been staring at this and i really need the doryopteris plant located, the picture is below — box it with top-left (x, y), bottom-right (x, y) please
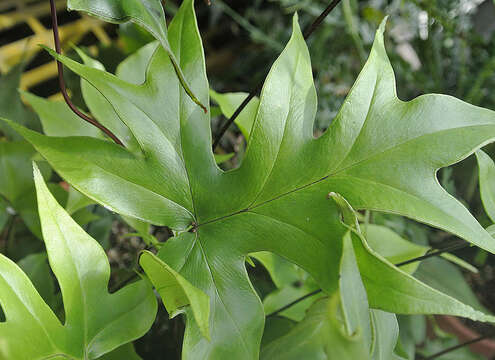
top-left (3, 0), bottom-right (495, 358)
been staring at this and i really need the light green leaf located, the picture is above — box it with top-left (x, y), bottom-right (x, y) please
top-left (22, 91), bottom-right (101, 139)
top-left (263, 282), bottom-right (322, 321)
top-left (214, 152), bottom-right (235, 164)
top-left (116, 41), bottom-right (160, 84)
top-left (370, 310), bottom-right (400, 360)
top-left (476, 149), bottom-right (495, 222)
top-left (75, 48), bottom-right (140, 151)
top-left (352, 230), bottom-right (495, 322)
top-left (210, 90), bottom-right (260, 140)
top-left (340, 232), bottom-right (372, 350)
top-left (250, 252), bottom-right (302, 288)
top-left (122, 215), bottom-right (157, 246)
top-left (364, 224), bottom-right (477, 274)
top-left (6, 7), bottom-right (495, 358)
top-left (0, 164), bottom-right (157, 359)
top-left (414, 257), bottom-right (487, 313)
top-left (397, 315), bottom-right (426, 360)
top-left (65, 187), bottom-right (95, 215)
top-left (364, 224), bottom-right (426, 274)
top-left (67, 0), bottom-right (206, 110)
top-left (252, 252), bottom-right (322, 321)
top-left (139, 249), bottom-right (210, 339)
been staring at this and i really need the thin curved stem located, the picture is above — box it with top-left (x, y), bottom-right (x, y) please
top-left (49, 0), bottom-right (124, 146)
top-left (422, 332), bottom-right (495, 359)
top-left (266, 241), bottom-right (472, 317)
top-left (394, 242), bottom-right (469, 267)
top-left (212, 0), bottom-right (343, 151)
top-left (266, 289), bottom-right (322, 318)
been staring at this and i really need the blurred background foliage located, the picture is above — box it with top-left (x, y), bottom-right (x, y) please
top-left (2, 0), bottom-right (495, 358)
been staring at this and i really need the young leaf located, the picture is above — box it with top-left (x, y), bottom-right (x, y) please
top-left (67, 0), bottom-right (206, 110)
top-left (139, 250), bottom-right (210, 339)
top-left (0, 164), bottom-right (157, 359)
top-left (5, 4), bottom-right (495, 358)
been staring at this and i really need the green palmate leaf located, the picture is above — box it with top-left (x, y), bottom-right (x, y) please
top-left (139, 250), bottom-right (210, 339)
top-left (476, 149), bottom-right (495, 222)
top-left (0, 165), bottom-right (157, 360)
top-left (67, 0), bottom-right (206, 110)
top-left (6, 2), bottom-right (495, 357)
top-left (210, 90), bottom-right (260, 140)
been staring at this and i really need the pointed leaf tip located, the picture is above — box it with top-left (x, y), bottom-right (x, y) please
top-left (378, 15), bottom-right (389, 35)
top-left (32, 162), bottom-right (45, 192)
top-left (292, 11), bottom-right (299, 26)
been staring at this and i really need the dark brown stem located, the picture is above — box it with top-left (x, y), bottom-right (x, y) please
top-left (422, 332), bottom-right (495, 359)
top-left (394, 242), bottom-right (469, 267)
top-left (302, 0), bottom-right (342, 40)
top-left (49, 0), bottom-right (124, 146)
top-left (212, 0), bottom-right (343, 151)
top-left (266, 289), bottom-right (321, 318)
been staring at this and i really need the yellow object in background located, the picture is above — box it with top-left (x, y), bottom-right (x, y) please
top-left (0, 0), bottom-right (112, 100)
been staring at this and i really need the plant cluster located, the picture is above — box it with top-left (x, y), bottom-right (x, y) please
top-left (1, 0), bottom-right (495, 359)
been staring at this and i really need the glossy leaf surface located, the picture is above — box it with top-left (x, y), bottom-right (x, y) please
top-left (5, 3), bottom-right (495, 358)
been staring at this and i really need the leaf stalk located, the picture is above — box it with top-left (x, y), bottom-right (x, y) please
top-left (49, 0), bottom-right (124, 146)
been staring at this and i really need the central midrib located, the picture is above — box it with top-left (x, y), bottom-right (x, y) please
top-left (196, 123), bottom-right (491, 228)
top-left (195, 171), bottom-right (331, 228)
